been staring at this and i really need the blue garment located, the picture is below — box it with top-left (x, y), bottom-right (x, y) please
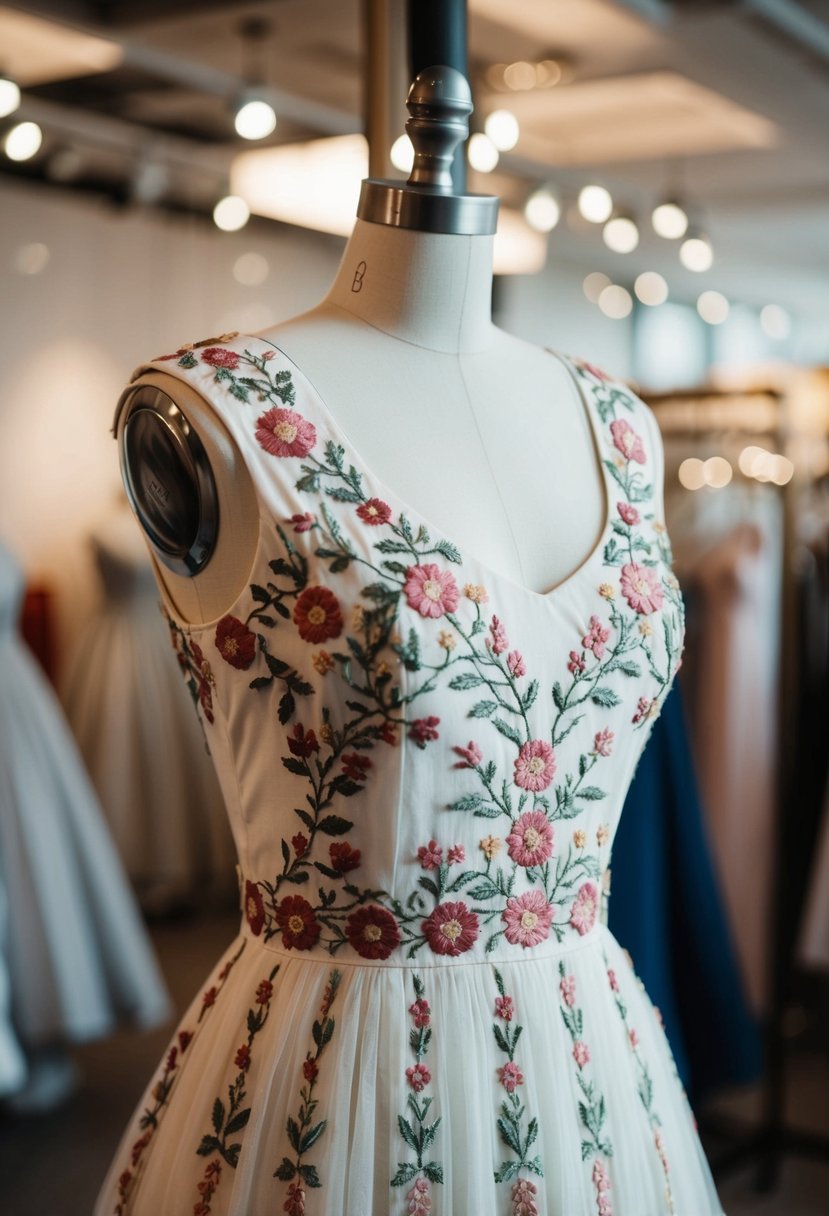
top-left (609, 682), bottom-right (762, 1100)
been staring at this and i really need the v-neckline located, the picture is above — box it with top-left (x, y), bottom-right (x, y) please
top-left (255, 336), bottom-right (614, 608)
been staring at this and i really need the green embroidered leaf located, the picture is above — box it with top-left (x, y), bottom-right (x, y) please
top-left (581, 1139), bottom-right (593, 1161)
top-left (278, 689), bottom-right (296, 725)
top-left (281, 756), bottom-right (307, 777)
top-left (197, 1134), bottom-right (221, 1157)
top-left (526, 1154), bottom-right (544, 1177)
top-left (398, 1115), bottom-right (419, 1152)
top-left (497, 1114), bottom-right (523, 1155)
top-left (493, 1025), bottom-right (511, 1055)
top-left (380, 559), bottom-right (409, 576)
top-left (424, 1162), bottom-right (444, 1184)
top-left (299, 1162), bottom-right (322, 1188)
top-left (447, 792), bottom-right (486, 813)
top-left (578, 786), bottom-right (606, 801)
top-left (314, 861), bottom-right (343, 880)
top-left (249, 676), bottom-right (273, 691)
top-left (265, 652), bottom-right (291, 676)
top-left (316, 816), bottom-right (354, 836)
top-left (469, 699), bottom-right (498, 718)
top-left (467, 878), bottom-right (501, 900)
top-left (611, 518), bottom-right (631, 536)
top-left (324, 441), bottom-right (345, 469)
top-left (526, 1116), bottom-right (539, 1148)
top-left (390, 1162), bottom-right (419, 1187)
top-left (433, 539), bottom-right (462, 563)
top-left (448, 672), bottom-right (486, 691)
top-left (299, 1120), bottom-right (327, 1154)
top-left (283, 869), bottom-right (309, 884)
top-left (491, 717), bottom-right (522, 746)
top-left (294, 808), bottom-right (315, 831)
top-left (177, 351), bottom-right (198, 368)
top-left (228, 382), bottom-right (250, 403)
top-left (591, 686), bottom-right (621, 708)
top-left (615, 660), bottom-right (641, 678)
top-left (225, 1108), bottom-right (251, 1136)
top-left (212, 1097), bottom-right (225, 1134)
top-left (578, 754), bottom-right (589, 778)
top-left (421, 1121), bottom-right (441, 1151)
top-left (295, 471), bottom-right (320, 493)
top-left (418, 875), bottom-right (439, 898)
top-left (273, 1157), bottom-right (296, 1181)
top-left (552, 681), bottom-right (565, 711)
top-left (494, 1159), bottom-right (521, 1183)
top-left (374, 538), bottom-right (412, 555)
top-left (287, 1116), bottom-right (302, 1153)
top-left (326, 486), bottom-right (362, 502)
top-left (521, 679), bottom-right (539, 709)
top-left (485, 932), bottom-right (501, 954)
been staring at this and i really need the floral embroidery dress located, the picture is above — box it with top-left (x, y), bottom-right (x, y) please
top-left (96, 335), bottom-right (725, 1216)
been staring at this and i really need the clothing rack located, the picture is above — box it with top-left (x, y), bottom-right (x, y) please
top-left (646, 384), bottom-right (829, 1189)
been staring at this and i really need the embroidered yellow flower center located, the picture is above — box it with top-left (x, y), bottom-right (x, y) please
top-left (307, 605), bottom-right (327, 625)
top-left (288, 914), bottom-right (305, 934)
top-left (363, 924), bottom-right (382, 943)
top-left (274, 420), bottom-right (297, 443)
top-left (634, 577), bottom-right (649, 594)
top-left (523, 827), bottom-right (541, 850)
top-left (422, 579), bottom-right (442, 601)
top-left (366, 504), bottom-right (378, 516)
top-left (246, 895), bottom-right (257, 918)
top-left (222, 638), bottom-right (238, 657)
top-left (527, 757), bottom-right (545, 775)
top-left (520, 910), bottom-right (539, 930)
top-left (441, 918), bottom-right (462, 942)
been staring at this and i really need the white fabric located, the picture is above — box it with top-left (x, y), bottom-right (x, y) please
top-left (0, 541), bottom-right (171, 1048)
top-left (97, 336), bottom-right (723, 1215)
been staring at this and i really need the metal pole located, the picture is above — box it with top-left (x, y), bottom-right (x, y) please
top-left (407, 0), bottom-right (468, 193)
top-left (363, 1), bottom-right (408, 180)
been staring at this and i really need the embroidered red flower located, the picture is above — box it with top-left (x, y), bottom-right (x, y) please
top-left (406, 1062), bottom-right (431, 1092)
top-left (495, 994), bottom-right (514, 1022)
top-left (506, 810), bottom-right (555, 867)
top-left (513, 738), bottom-right (556, 791)
top-left (244, 880), bottom-right (265, 935)
top-left (607, 969), bottom-right (619, 993)
top-left (293, 585), bottom-right (343, 643)
top-left (345, 905), bottom-right (400, 959)
top-left (409, 997), bottom-right (431, 1027)
top-left (502, 889), bottom-right (554, 948)
top-left (201, 347), bottom-right (240, 369)
top-left (165, 1045), bottom-right (178, 1072)
top-left (356, 497), bottom-right (392, 526)
top-left (341, 751), bottom-right (371, 781)
top-left (291, 832), bottom-right (309, 858)
top-left (329, 841), bottom-right (361, 873)
top-left (452, 739), bottom-right (482, 768)
top-left (377, 720), bottom-right (397, 746)
top-left (255, 979), bottom-right (273, 1005)
top-left (409, 715), bottom-right (440, 748)
top-left (560, 974), bottom-right (577, 1007)
top-left (287, 723), bottom-right (320, 757)
top-left (417, 839), bottom-right (443, 870)
top-left (570, 881), bottom-right (599, 936)
top-left (422, 901), bottom-right (479, 957)
top-left (255, 406), bottom-right (316, 458)
top-left (620, 562), bottom-right (664, 614)
top-left (275, 895), bottom-right (321, 951)
top-left (573, 1040), bottom-right (591, 1068)
top-left (234, 1044), bottom-right (251, 1072)
top-left (302, 1055), bottom-right (318, 1083)
top-left (447, 843), bottom-right (465, 864)
top-left (610, 418), bottom-right (646, 464)
top-left (214, 614), bottom-right (256, 669)
top-left (403, 563), bottom-right (460, 618)
top-left (179, 1030), bottom-right (193, 1052)
top-left (617, 501), bottom-right (641, 526)
top-left (286, 511), bottom-right (316, 532)
top-left (497, 1061), bottom-right (524, 1093)
top-left (202, 986), bottom-right (217, 1008)
top-left (284, 1180), bottom-right (306, 1216)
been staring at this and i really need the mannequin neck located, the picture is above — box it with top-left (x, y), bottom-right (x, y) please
top-left (323, 218), bottom-right (496, 354)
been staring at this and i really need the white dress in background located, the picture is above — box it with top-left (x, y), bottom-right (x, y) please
top-left (63, 513), bottom-right (235, 913)
top-left (0, 540), bottom-right (170, 1056)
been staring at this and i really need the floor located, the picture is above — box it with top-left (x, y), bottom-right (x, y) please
top-left (1, 909), bottom-right (827, 1215)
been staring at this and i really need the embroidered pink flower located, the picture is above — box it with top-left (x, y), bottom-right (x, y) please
top-left (610, 418), bottom-right (646, 464)
top-left (506, 810), bottom-right (555, 867)
top-left (417, 839), bottom-right (443, 870)
top-left (329, 841), bottom-right (361, 873)
top-left (406, 1062), bottom-right (431, 1092)
top-left (495, 994), bottom-right (514, 1022)
top-left (293, 585), bottom-right (343, 642)
top-left (568, 650), bottom-right (586, 675)
top-left (345, 905), bottom-right (400, 960)
top-left (408, 998), bottom-right (431, 1028)
top-left (409, 715), bottom-right (440, 748)
top-left (617, 501), bottom-right (640, 526)
top-left (422, 901), bottom-right (479, 956)
top-left (570, 882), bottom-right (599, 936)
top-left (507, 649), bottom-right (526, 677)
top-left (620, 562), bottom-right (664, 615)
top-left (512, 1177), bottom-right (540, 1216)
top-left (406, 1177), bottom-right (432, 1215)
top-left (452, 739), bottom-right (482, 768)
top-left (578, 360), bottom-right (611, 382)
top-left (447, 844), bottom-right (466, 865)
top-left (608, 968), bottom-right (619, 992)
top-left (593, 1159), bottom-right (613, 1216)
top-left (356, 497), bottom-right (392, 526)
top-left (286, 511), bottom-right (315, 532)
top-left (502, 889), bottom-right (554, 948)
top-left (255, 406), bottom-right (316, 458)
top-left (498, 1060), bottom-right (524, 1093)
top-left (572, 1040), bottom-right (590, 1068)
top-left (403, 563), bottom-right (460, 618)
top-left (244, 880), bottom-right (265, 935)
top-left (513, 739), bottom-right (556, 791)
top-left (214, 614), bottom-right (257, 669)
top-left (582, 614), bottom-right (610, 659)
top-left (593, 728), bottom-right (614, 757)
top-left (632, 696), bottom-right (652, 724)
top-left (487, 614), bottom-right (509, 655)
top-left (560, 974), bottom-right (577, 1008)
top-left (234, 1044), bottom-right (251, 1072)
top-left (201, 346), bottom-right (240, 369)
top-left (629, 1028), bottom-right (639, 1048)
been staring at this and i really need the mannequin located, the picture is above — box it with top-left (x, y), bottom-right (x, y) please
top-left (118, 68), bottom-right (659, 626)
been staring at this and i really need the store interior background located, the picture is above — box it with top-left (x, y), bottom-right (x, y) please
top-left (1, 0), bottom-right (828, 1213)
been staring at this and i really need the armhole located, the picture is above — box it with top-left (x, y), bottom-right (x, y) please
top-left (116, 370), bottom-right (261, 628)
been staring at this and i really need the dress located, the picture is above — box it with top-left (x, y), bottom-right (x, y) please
top-left (63, 514), bottom-right (235, 912)
top-left (96, 335), bottom-right (723, 1216)
top-left (0, 542), bottom-right (170, 1051)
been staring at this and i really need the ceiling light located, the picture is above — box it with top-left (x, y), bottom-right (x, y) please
top-left (524, 187), bottom-right (560, 233)
top-left (213, 194), bottom-right (250, 232)
top-left (485, 109), bottom-right (519, 151)
top-left (652, 200), bottom-right (688, 239)
top-left (235, 98), bottom-right (277, 140)
top-left (703, 456), bottom-right (733, 488)
top-left (603, 215), bottom-right (639, 254)
top-left (583, 272), bottom-right (611, 303)
top-left (468, 132), bottom-right (499, 173)
top-left (598, 284), bottom-right (633, 319)
top-left (0, 75), bottom-right (20, 119)
top-left (233, 251), bottom-right (269, 286)
top-left (697, 290), bottom-right (729, 324)
top-left (578, 185), bottom-right (613, 223)
top-left (634, 272), bottom-right (668, 306)
top-left (503, 61), bottom-right (536, 91)
top-left (493, 208), bottom-right (547, 275)
top-left (680, 232), bottom-right (713, 272)
top-left (4, 120), bottom-right (41, 161)
top-left (678, 458), bottom-right (705, 490)
top-left (760, 304), bottom-right (791, 340)
top-left (390, 133), bottom-right (414, 173)
top-left (13, 242), bottom-right (49, 275)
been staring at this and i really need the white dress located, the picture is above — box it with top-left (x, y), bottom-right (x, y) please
top-left (96, 336), bottom-right (724, 1216)
top-left (63, 515), bottom-right (235, 912)
top-left (0, 541), bottom-right (170, 1050)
